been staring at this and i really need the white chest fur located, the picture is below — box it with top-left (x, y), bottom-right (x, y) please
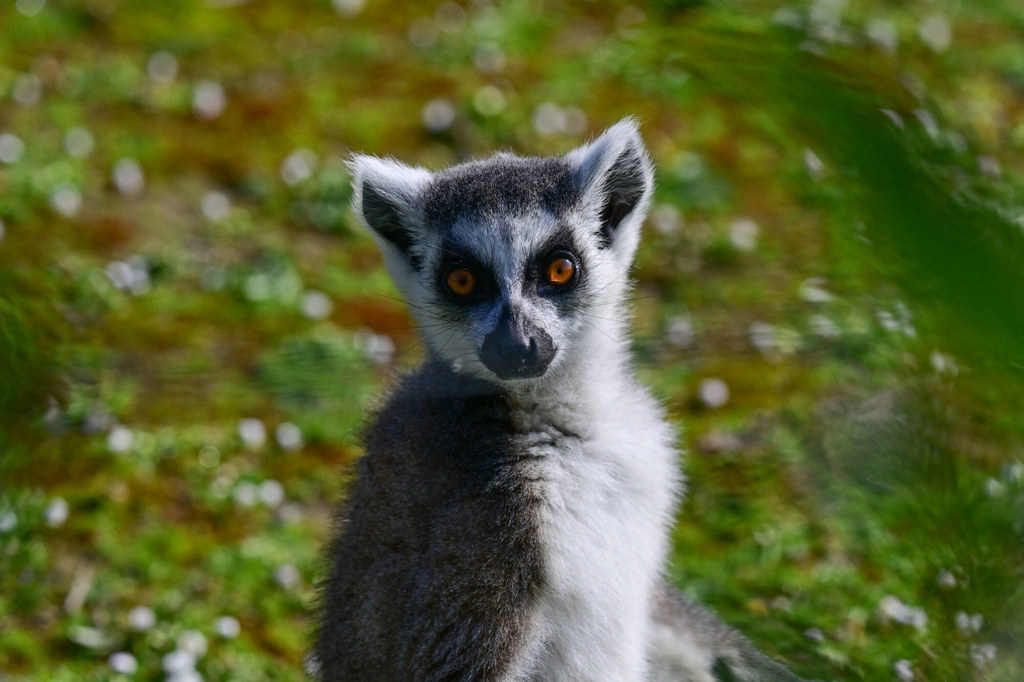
top-left (506, 380), bottom-right (681, 682)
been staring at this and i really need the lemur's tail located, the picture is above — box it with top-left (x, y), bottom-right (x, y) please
top-left (648, 582), bottom-right (810, 682)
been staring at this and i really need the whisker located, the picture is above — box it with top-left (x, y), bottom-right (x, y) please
top-left (372, 293), bottom-right (457, 320)
top-left (585, 271), bottom-right (631, 298)
top-left (579, 311), bottom-right (624, 324)
top-left (581, 294), bottom-right (656, 308)
top-left (579, 316), bottom-right (618, 344)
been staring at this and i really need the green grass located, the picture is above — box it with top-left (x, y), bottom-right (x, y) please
top-left (3, 0), bottom-right (1024, 680)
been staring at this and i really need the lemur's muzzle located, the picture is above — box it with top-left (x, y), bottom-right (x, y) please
top-left (480, 308), bottom-right (554, 380)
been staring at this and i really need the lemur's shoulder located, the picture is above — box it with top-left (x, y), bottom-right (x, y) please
top-left (319, 363), bottom-right (544, 681)
top-left (362, 363), bottom-right (515, 474)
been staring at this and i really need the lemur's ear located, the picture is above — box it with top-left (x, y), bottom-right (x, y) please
top-left (349, 155), bottom-right (432, 263)
top-left (566, 117), bottom-right (654, 253)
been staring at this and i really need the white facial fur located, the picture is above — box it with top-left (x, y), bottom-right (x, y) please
top-left (350, 118), bottom-right (654, 390)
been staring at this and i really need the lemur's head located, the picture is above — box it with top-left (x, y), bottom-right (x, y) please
top-left (350, 118), bottom-right (653, 386)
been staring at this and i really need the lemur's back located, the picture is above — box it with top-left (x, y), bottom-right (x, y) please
top-left (318, 364), bottom-right (542, 680)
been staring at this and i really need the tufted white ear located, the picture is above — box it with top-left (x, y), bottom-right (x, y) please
top-left (564, 118), bottom-right (654, 262)
top-left (349, 155), bottom-right (433, 266)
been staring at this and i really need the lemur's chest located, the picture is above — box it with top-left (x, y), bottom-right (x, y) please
top-left (511, 397), bottom-right (678, 556)
top-left (523, 419), bottom-right (676, 590)
top-left (507, 398), bottom-right (680, 680)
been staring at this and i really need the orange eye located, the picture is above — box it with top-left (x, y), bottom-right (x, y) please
top-left (545, 257), bottom-right (575, 286)
top-left (446, 268), bottom-right (477, 296)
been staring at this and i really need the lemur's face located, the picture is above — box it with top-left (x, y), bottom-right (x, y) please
top-left (421, 196), bottom-right (592, 381)
top-left (351, 119), bottom-right (653, 385)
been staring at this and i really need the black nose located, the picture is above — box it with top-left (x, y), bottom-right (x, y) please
top-left (480, 309), bottom-right (554, 380)
top-left (500, 335), bottom-right (537, 363)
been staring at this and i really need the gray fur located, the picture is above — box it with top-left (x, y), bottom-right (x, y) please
top-left (649, 584), bottom-right (807, 682)
top-left (317, 119), bottom-right (807, 681)
top-left (317, 364), bottom-right (541, 680)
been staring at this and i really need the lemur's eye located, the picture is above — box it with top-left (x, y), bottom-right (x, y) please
top-left (545, 257), bottom-right (575, 286)
top-left (446, 268), bottom-right (478, 296)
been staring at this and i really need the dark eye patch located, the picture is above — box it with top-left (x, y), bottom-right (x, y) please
top-left (528, 225), bottom-right (584, 297)
top-left (436, 244), bottom-right (496, 305)
top-left (536, 248), bottom-right (580, 295)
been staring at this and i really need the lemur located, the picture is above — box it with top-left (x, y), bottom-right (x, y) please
top-left (317, 119), bottom-right (806, 682)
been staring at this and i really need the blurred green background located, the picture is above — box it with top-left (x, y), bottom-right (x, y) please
top-left (3, 0), bottom-right (1024, 680)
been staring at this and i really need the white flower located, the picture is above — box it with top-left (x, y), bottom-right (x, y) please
top-left (258, 480), bottom-right (285, 508)
top-left (697, 378), bottom-right (730, 409)
top-left (332, 0), bottom-right (366, 18)
top-left (12, 73), bottom-right (42, 105)
top-left (15, 0), bottom-right (46, 18)
top-left (197, 445), bottom-right (220, 469)
top-left (64, 126), bottom-right (95, 158)
top-left (148, 50), bottom-right (179, 83)
top-left (880, 109), bottom-right (904, 129)
top-left (301, 291), bottom-right (333, 320)
top-left (798, 277), bottom-right (833, 303)
top-left (275, 423), bottom-right (304, 451)
top-left (0, 133), bottom-right (25, 164)
top-left (473, 85), bottom-right (506, 117)
top-left (238, 418), bottom-right (267, 450)
top-left (215, 615), bottom-right (241, 639)
top-left (1003, 462), bottom-right (1023, 482)
top-left (955, 611), bottom-right (983, 634)
top-left (985, 478), bottom-right (1004, 498)
top-left (936, 570), bottom-right (957, 589)
top-left (878, 595), bottom-right (928, 630)
top-left (105, 257), bottom-right (151, 296)
top-left (168, 671), bottom-right (204, 682)
top-left (128, 605), bottom-right (156, 631)
top-left (355, 330), bottom-right (395, 366)
top-left (919, 14), bottom-right (952, 53)
top-left (650, 204), bottom-right (683, 236)
top-left (748, 321), bottom-right (777, 354)
top-left (162, 649), bottom-right (197, 674)
top-left (274, 563), bottom-right (300, 589)
top-left (0, 511), bottom-right (17, 533)
top-left (107, 426), bottom-right (134, 454)
top-left (893, 659), bottom-right (914, 681)
top-left (108, 651), bottom-right (138, 674)
top-left (201, 191), bottom-right (231, 222)
top-left (970, 643), bottom-right (997, 668)
top-left (280, 148), bottom-right (317, 186)
top-left (421, 98), bottom-right (455, 133)
top-left (533, 103), bottom-right (567, 136)
top-left (913, 109), bottom-right (940, 139)
top-left (233, 481), bottom-right (258, 507)
top-left (473, 43), bottom-right (506, 74)
top-left (865, 18), bottom-right (898, 53)
top-left (809, 314), bottom-right (840, 340)
top-left (804, 148), bottom-right (825, 179)
top-left (177, 629), bottom-right (208, 657)
top-left (50, 184), bottom-right (82, 217)
top-left (193, 80), bottom-right (226, 120)
top-left (44, 497), bottom-right (69, 527)
top-left (112, 158), bottom-right (145, 197)
top-left (803, 627), bottom-right (825, 642)
top-left (929, 350), bottom-right (958, 376)
top-left (666, 315), bottom-right (695, 349)
top-left (729, 218), bottom-right (759, 252)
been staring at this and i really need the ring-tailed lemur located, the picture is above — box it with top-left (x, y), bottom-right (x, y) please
top-left (317, 119), bottom-right (806, 682)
